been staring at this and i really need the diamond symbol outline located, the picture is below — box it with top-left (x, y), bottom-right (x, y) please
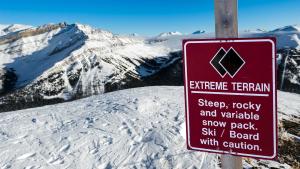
top-left (210, 47), bottom-right (245, 78)
top-left (219, 47), bottom-right (245, 78)
top-left (209, 47), bottom-right (227, 78)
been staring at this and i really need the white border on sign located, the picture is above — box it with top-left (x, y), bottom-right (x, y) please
top-left (183, 39), bottom-right (276, 159)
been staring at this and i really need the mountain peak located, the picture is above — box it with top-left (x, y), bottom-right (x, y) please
top-left (192, 30), bottom-right (205, 34)
top-left (129, 33), bottom-right (139, 36)
top-left (271, 25), bottom-right (300, 33)
top-left (243, 28), bottom-right (267, 33)
top-left (157, 31), bottom-right (182, 37)
top-left (0, 24), bottom-right (32, 36)
top-left (72, 22), bottom-right (115, 38)
top-left (4, 24), bottom-right (32, 30)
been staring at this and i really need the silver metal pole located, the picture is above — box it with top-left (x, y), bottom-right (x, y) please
top-left (214, 0), bottom-right (242, 168)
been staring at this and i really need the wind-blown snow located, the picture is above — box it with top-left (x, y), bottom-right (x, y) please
top-left (0, 86), bottom-right (296, 169)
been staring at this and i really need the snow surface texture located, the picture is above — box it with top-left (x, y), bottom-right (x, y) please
top-left (0, 86), bottom-right (295, 169)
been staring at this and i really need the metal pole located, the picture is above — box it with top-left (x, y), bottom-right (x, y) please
top-left (214, 0), bottom-right (242, 168)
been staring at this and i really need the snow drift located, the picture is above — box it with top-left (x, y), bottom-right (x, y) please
top-left (0, 86), bottom-right (297, 168)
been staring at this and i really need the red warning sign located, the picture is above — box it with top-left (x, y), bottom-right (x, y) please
top-left (183, 38), bottom-right (277, 159)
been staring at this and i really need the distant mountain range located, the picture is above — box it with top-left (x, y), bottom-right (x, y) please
top-left (157, 31), bottom-right (182, 37)
top-left (0, 22), bottom-right (299, 111)
top-left (0, 24), bottom-right (33, 36)
top-left (192, 30), bottom-right (206, 34)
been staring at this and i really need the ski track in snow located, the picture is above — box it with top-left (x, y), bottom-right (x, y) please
top-left (0, 86), bottom-right (220, 169)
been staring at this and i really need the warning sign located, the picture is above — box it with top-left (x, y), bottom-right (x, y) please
top-left (183, 38), bottom-right (277, 159)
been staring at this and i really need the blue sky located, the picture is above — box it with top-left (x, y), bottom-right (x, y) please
top-left (0, 0), bottom-right (299, 35)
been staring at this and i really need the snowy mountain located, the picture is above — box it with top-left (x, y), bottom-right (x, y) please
top-left (0, 25), bottom-right (8, 32)
top-left (157, 31), bottom-right (182, 37)
top-left (151, 25), bottom-right (300, 51)
top-left (192, 30), bottom-right (206, 34)
top-left (0, 86), bottom-right (297, 168)
top-left (0, 24), bottom-right (32, 36)
top-left (0, 22), bottom-right (299, 168)
top-left (270, 25), bottom-right (300, 33)
top-left (148, 25), bottom-right (300, 95)
top-left (266, 25), bottom-right (300, 50)
top-left (0, 22), bottom-right (180, 111)
top-left (129, 33), bottom-right (139, 37)
top-left (243, 28), bottom-right (267, 33)
top-left (0, 23), bottom-right (300, 112)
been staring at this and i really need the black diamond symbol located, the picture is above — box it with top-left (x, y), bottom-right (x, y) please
top-left (210, 48), bottom-right (227, 77)
top-left (219, 48), bottom-right (245, 77)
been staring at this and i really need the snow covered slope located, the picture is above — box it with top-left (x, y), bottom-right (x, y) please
top-left (0, 86), bottom-right (219, 169)
top-left (0, 86), bottom-right (296, 169)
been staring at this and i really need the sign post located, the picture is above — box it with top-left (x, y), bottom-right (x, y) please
top-left (183, 1), bottom-right (277, 169)
top-left (214, 0), bottom-right (241, 168)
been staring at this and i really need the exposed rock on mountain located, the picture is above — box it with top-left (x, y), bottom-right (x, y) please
top-left (0, 23), bottom-right (179, 112)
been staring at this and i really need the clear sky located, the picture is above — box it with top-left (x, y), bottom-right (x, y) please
top-left (0, 0), bottom-right (299, 36)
